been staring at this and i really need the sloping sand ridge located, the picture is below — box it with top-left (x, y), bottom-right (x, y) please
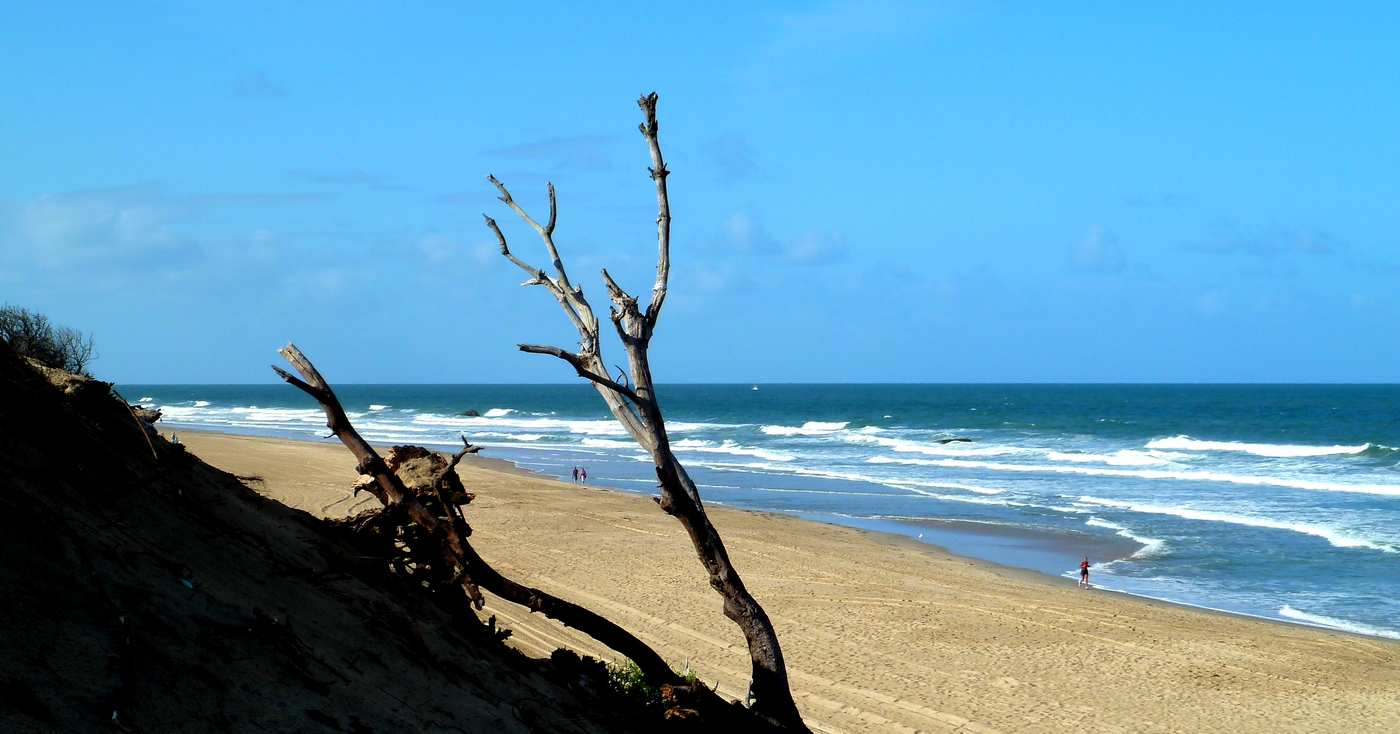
top-left (0, 351), bottom-right (673, 733)
top-left (183, 430), bottom-right (1400, 734)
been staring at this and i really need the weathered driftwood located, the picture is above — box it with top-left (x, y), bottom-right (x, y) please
top-left (485, 93), bottom-right (807, 731)
top-left (271, 343), bottom-right (679, 686)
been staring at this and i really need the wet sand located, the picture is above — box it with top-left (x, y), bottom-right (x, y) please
top-left (180, 429), bottom-right (1400, 734)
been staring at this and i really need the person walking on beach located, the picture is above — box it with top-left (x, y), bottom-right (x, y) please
top-left (581, 467), bottom-right (587, 484)
top-left (572, 466), bottom-right (579, 483)
top-left (1079, 557), bottom-right (1091, 588)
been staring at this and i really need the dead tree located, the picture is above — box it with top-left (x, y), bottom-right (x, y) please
top-left (484, 93), bottom-right (808, 731)
top-left (271, 343), bottom-right (679, 685)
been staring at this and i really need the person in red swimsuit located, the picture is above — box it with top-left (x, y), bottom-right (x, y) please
top-left (1079, 557), bottom-right (1091, 589)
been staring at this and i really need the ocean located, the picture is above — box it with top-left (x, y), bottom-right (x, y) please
top-left (122, 382), bottom-right (1400, 640)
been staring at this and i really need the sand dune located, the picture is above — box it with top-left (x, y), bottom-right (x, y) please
top-left (183, 430), bottom-right (1400, 734)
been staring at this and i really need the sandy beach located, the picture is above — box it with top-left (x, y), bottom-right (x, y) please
top-left (180, 429), bottom-right (1400, 734)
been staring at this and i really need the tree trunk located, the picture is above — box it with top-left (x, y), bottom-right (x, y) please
top-left (485, 93), bottom-right (808, 731)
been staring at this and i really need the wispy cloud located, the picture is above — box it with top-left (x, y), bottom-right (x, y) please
top-left (234, 71), bottom-right (285, 99)
top-left (416, 232), bottom-right (461, 264)
top-left (288, 170), bottom-right (412, 191)
top-left (0, 184), bottom-right (200, 270)
top-left (190, 192), bottom-right (329, 206)
top-left (433, 190), bottom-right (497, 206)
top-left (1124, 193), bottom-right (1195, 208)
top-left (1070, 224), bottom-right (1125, 273)
top-left (699, 212), bottom-right (848, 267)
top-left (701, 133), bottom-right (760, 182)
top-left (1187, 225), bottom-right (1345, 256)
top-left (485, 136), bottom-right (615, 170)
top-left (0, 184), bottom-right (327, 272)
top-left (744, 0), bottom-right (948, 83)
top-left (783, 230), bottom-right (848, 265)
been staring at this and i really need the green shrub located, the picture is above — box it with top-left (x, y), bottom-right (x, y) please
top-left (0, 305), bottom-right (96, 375)
top-left (606, 661), bottom-right (703, 710)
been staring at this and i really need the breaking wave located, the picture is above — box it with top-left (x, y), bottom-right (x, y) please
top-left (1084, 517), bottom-right (1166, 557)
top-left (867, 455), bottom-right (1400, 497)
top-left (1075, 496), bottom-right (1397, 553)
top-left (1278, 606), bottom-right (1400, 639)
top-left (761, 421), bottom-right (849, 436)
top-left (1145, 435), bottom-right (1370, 458)
top-left (1048, 450), bottom-right (1174, 467)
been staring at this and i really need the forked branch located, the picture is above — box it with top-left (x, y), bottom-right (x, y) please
top-left (518, 343), bottom-right (643, 403)
top-left (272, 343), bottom-right (677, 685)
top-left (485, 94), bottom-right (807, 731)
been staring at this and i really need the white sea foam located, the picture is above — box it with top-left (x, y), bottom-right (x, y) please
top-left (886, 479), bottom-right (1003, 495)
top-left (1084, 517), bottom-right (1166, 557)
top-left (761, 421), bottom-right (849, 436)
top-left (369, 404), bottom-right (389, 411)
top-left (193, 400), bottom-right (210, 407)
top-left (470, 431), bottom-right (544, 441)
top-left (138, 396), bottom-right (153, 402)
top-left (483, 408), bottom-right (514, 417)
top-left (679, 440), bottom-right (795, 462)
top-left (410, 412), bottom-right (628, 436)
top-left (694, 460), bottom-right (1016, 506)
top-left (898, 487), bottom-right (1026, 507)
top-left (581, 438), bottom-right (639, 449)
top-left (1076, 496), bottom-right (1397, 553)
top-left (667, 421), bottom-right (739, 433)
top-left (1278, 605), bottom-right (1400, 639)
top-left (673, 439), bottom-right (711, 448)
top-left (228, 406), bottom-right (327, 423)
top-left (1146, 435), bottom-right (1369, 458)
top-left (843, 433), bottom-right (1024, 457)
top-left (1048, 450), bottom-right (1170, 467)
top-left (866, 455), bottom-right (1400, 497)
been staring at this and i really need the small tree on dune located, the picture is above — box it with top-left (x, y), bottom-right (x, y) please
top-left (0, 305), bottom-right (97, 375)
top-left (484, 93), bottom-right (808, 731)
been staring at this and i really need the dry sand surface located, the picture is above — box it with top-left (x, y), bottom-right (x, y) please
top-left (181, 430), bottom-right (1400, 734)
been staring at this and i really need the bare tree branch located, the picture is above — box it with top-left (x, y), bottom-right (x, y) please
top-left (483, 179), bottom-right (598, 355)
top-left (487, 95), bottom-right (808, 731)
top-left (637, 92), bottom-right (671, 328)
top-left (273, 343), bottom-right (679, 685)
top-left (517, 343), bottom-right (644, 404)
top-left (485, 215), bottom-right (552, 289)
top-left (488, 176), bottom-right (576, 297)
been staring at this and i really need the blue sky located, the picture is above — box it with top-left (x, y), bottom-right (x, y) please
top-left (2, 2), bottom-right (1398, 383)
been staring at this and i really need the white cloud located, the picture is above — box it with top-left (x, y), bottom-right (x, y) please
top-left (1195, 288), bottom-right (1229, 317)
top-left (783, 229), bottom-right (848, 265)
top-left (0, 184), bottom-right (337, 282)
top-left (762, 1), bottom-right (932, 58)
top-left (1187, 225), bottom-right (1345, 256)
top-left (701, 133), bottom-right (760, 182)
top-left (417, 233), bottom-right (459, 263)
top-left (1071, 224), bottom-right (1125, 273)
top-left (234, 71), bottom-right (286, 98)
top-left (0, 184), bottom-right (199, 270)
top-left (715, 212), bottom-right (777, 255)
top-left (702, 212), bottom-right (848, 266)
top-left (485, 136), bottom-right (615, 171)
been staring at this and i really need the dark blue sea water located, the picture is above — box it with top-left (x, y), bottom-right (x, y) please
top-left (123, 383), bottom-right (1400, 640)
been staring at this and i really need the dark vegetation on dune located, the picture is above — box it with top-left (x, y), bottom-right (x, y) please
top-left (0, 305), bottom-right (96, 376)
top-left (0, 340), bottom-right (749, 732)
